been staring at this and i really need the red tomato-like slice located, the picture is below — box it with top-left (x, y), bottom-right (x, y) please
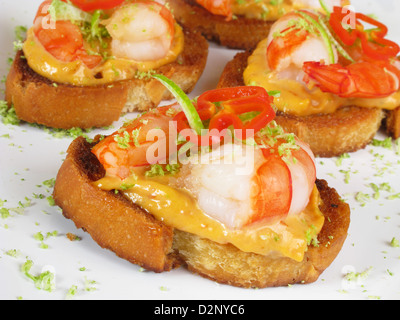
top-left (249, 154), bottom-right (292, 225)
top-left (33, 1), bottom-right (102, 68)
top-left (35, 20), bottom-right (102, 67)
top-left (35, 20), bottom-right (84, 57)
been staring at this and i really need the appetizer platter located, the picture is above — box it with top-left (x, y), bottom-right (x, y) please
top-left (0, 0), bottom-right (400, 300)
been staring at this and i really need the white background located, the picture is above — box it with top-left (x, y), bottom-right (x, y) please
top-left (0, 0), bottom-right (399, 300)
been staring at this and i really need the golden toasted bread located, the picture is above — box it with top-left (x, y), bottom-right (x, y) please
top-left (218, 51), bottom-right (386, 158)
top-left (53, 136), bottom-right (350, 288)
top-left (174, 179), bottom-right (350, 288)
top-left (385, 108), bottom-right (400, 139)
top-left (166, 0), bottom-right (274, 50)
top-left (5, 28), bottom-right (208, 129)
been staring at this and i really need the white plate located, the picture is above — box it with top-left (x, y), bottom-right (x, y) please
top-left (1, 0), bottom-right (400, 301)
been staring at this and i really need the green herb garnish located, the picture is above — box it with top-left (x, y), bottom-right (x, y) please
top-left (152, 74), bottom-right (204, 135)
top-left (21, 259), bottom-right (56, 292)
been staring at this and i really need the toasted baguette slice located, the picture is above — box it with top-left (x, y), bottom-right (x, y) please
top-left (385, 108), bottom-right (400, 139)
top-left (5, 28), bottom-right (208, 130)
top-left (53, 136), bottom-right (350, 288)
top-left (166, 0), bottom-right (274, 50)
top-left (218, 51), bottom-right (386, 158)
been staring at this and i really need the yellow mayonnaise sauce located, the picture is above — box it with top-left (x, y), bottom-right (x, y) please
top-left (243, 38), bottom-right (400, 116)
top-left (231, 0), bottom-right (293, 21)
top-left (22, 24), bottom-right (184, 86)
top-left (230, 0), bottom-right (348, 21)
top-left (94, 175), bottom-right (325, 262)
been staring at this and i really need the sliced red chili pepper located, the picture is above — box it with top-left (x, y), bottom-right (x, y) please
top-left (329, 6), bottom-right (400, 60)
top-left (173, 86), bottom-right (276, 146)
top-left (329, 7), bottom-right (358, 46)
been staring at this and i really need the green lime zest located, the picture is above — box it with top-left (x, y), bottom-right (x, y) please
top-left (152, 74), bottom-right (204, 135)
top-left (319, 0), bottom-right (331, 17)
top-left (49, 0), bottom-right (92, 23)
top-left (318, 15), bottom-right (355, 63)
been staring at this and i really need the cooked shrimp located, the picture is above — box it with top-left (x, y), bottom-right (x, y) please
top-left (93, 105), bottom-right (316, 229)
top-left (266, 9), bottom-right (400, 99)
top-left (303, 60), bottom-right (400, 98)
top-left (266, 12), bottom-right (338, 74)
top-left (104, 1), bottom-right (175, 61)
top-left (33, 0), bottom-right (102, 68)
top-left (92, 105), bottom-right (180, 179)
top-left (195, 0), bottom-right (232, 20)
top-left (32, 0), bottom-right (176, 66)
top-left (184, 133), bottom-right (316, 229)
top-left (302, 7), bottom-right (400, 98)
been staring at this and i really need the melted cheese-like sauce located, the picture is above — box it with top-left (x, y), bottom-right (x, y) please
top-left (243, 38), bottom-right (400, 116)
top-left (23, 24), bottom-right (184, 86)
top-left (94, 175), bottom-right (325, 262)
top-left (231, 0), bottom-right (294, 21)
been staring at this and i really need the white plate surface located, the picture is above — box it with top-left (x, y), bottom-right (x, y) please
top-left (0, 0), bottom-right (400, 300)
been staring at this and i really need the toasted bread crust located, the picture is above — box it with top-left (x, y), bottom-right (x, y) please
top-left (385, 108), bottom-right (400, 139)
top-left (166, 0), bottom-right (274, 50)
top-left (54, 136), bottom-right (350, 288)
top-left (218, 51), bottom-right (386, 157)
top-left (53, 137), bottom-right (181, 273)
top-left (5, 29), bottom-right (208, 129)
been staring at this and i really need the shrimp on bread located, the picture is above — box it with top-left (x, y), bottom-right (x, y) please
top-left (165, 0), bottom-right (348, 50)
top-left (53, 76), bottom-right (350, 288)
top-left (218, 5), bottom-right (400, 157)
top-left (5, 0), bottom-right (208, 129)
